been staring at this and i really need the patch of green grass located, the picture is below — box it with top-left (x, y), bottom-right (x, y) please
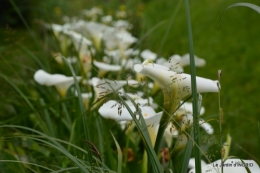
top-left (140, 0), bottom-right (260, 159)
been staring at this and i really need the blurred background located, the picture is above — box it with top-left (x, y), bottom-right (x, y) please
top-left (1, 0), bottom-right (260, 166)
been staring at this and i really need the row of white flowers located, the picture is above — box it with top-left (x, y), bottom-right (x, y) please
top-left (34, 6), bottom-right (260, 173)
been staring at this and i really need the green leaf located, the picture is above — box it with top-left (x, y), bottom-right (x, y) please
top-left (180, 94), bottom-right (202, 173)
top-left (0, 125), bottom-right (90, 172)
top-left (179, 132), bottom-right (193, 173)
top-left (62, 56), bottom-right (93, 164)
top-left (226, 3), bottom-right (260, 14)
top-left (219, 3), bottom-right (260, 26)
top-left (110, 131), bottom-right (122, 173)
top-left (0, 160), bottom-right (55, 172)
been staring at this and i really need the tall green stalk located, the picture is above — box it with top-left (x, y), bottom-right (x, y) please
top-left (63, 58), bottom-right (93, 166)
top-left (184, 0), bottom-right (202, 172)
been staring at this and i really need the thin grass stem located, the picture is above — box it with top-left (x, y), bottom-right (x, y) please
top-left (184, 0), bottom-right (202, 172)
top-left (157, 0), bottom-right (183, 56)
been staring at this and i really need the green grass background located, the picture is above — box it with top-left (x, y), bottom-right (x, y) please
top-left (1, 0), bottom-right (260, 170)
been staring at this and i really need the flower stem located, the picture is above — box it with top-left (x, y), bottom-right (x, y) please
top-left (154, 111), bottom-right (169, 154)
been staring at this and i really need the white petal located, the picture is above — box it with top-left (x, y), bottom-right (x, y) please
top-left (83, 7), bottom-right (103, 18)
top-left (168, 54), bottom-right (184, 72)
top-left (113, 20), bottom-right (132, 30)
top-left (199, 119), bottom-right (214, 134)
top-left (81, 92), bottom-right (93, 99)
top-left (93, 61), bottom-right (121, 71)
top-left (98, 100), bottom-right (156, 121)
top-left (188, 158), bottom-right (207, 169)
top-left (156, 56), bottom-right (184, 72)
top-left (91, 77), bottom-right (134, 99)
top-left (178, 102), bottom-right (205, 115)
top-left (116, 30), bottom-right (137, 48)
top-left (140, 49), bottom-right (157, 61)
top-left (134, 63), bottom-right (219, 114)
top-left (181, 53), bottom-right (206, 67)
top-left (144, 111), bottom-right (163, 146)
top-left (80, 92), bottom-right (93, 109)
top-left (164, 122), bottom-right (179, 147)
top-left (144, 111), bottom-right (163, 127)
top-left (102, 15), bottom-right (112, 23)
top-left (34, 69), bottom-right (81, 97)
top-left (123, 92), bottom-right (158, 108)
top-left (134, 63), bottom-right (219, 97)
top-left (63, 30), bottom-right (92, 46)
top-left (182, 114), bottom-right (214, 134)
top-left (34, 69), bottom-right (81, 86)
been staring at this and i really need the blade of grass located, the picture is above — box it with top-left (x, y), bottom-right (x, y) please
top-left (157, 0), bottom-right (183, 56)
top-left (184, 0), bottom-right (201, 172)
top-left (6, 133), bottom-right (110, 168)
top-left (226, 2), bottom-right (260, 13)
top-left (62, 57), bottom-right (93, 164)
top-left (0, 73), bottom-right (34, 110)
top-left (61, 102), bottom-right (72, 130)
top-left (218, 2), bottom-right (260, 28)
top-left (39, 98), bottom-right (56, 137)
top-left (8, 0), bottom-right (41, 50)
top-left (180, 94), bottom-right (202, 173)
top-left (19, 45), bottom-right (46, 69)
top-left (50, 166), bottom-right (112, 173)
top-left (135, 21), bottom-right (166, 49)
top-left (95, 115), bottom-right (104, 161)
top-left (0, 160), bottom-right (55, 172)
top-left (1, 125), bottom-right (90, 172)
top-left (179, 131), bottom-right (193, 173)
top-left (0, 73), bottom-right (48, 133)
top-left (110, 131), bottom-right (122, 173)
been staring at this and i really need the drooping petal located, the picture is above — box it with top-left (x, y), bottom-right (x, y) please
top-left (98, 100), bottom-right (156, 121)
top-left (101, 15), bottom-right (113, 24)
top-left (93, 60), bottom-right (122, 71)
top-left (174, 134), bottom-right (188, 152)
top-left (144, 111), bottom-right (163, 146)
top-left (81, 92), bottom-right (93, 109)
top-left (176, 102), bottom-right (205, 116)
top-left (199, 119), bottom-right (214, 134)
top-left (113, 20), bottom-right (132, 30)
top-left (134, 63), bottom-right (219, 113)
top-left (82, 7), bottom-right (103, 19)
top-left (140, 49), bottom-right (157, 61)
top-left (156, 56), bottom-right (184, 72)
top-left (164, 122), bottom-right (179, 147)
top-left (144, 111), bottom-right (178, 147)
top-left (34, 69), bottom-right (81, 97)
top-left (188, 158), bottom-right (207, 169)
top-left (63, 30), bottom-right (94, 60)
top-left (181, 114), bottom-right (214, 134)
top-left (122, 92), bottom-right (158, 109)
top-left (181, 53), bottom-right (206, 67)
top-left (91, 77), bottom-right (139, 100)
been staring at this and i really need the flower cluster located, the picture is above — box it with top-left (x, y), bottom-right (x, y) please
top-left (35, 5), bottom-right (217, 150)
top-left (32, 6), bottom-right (260, 172)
